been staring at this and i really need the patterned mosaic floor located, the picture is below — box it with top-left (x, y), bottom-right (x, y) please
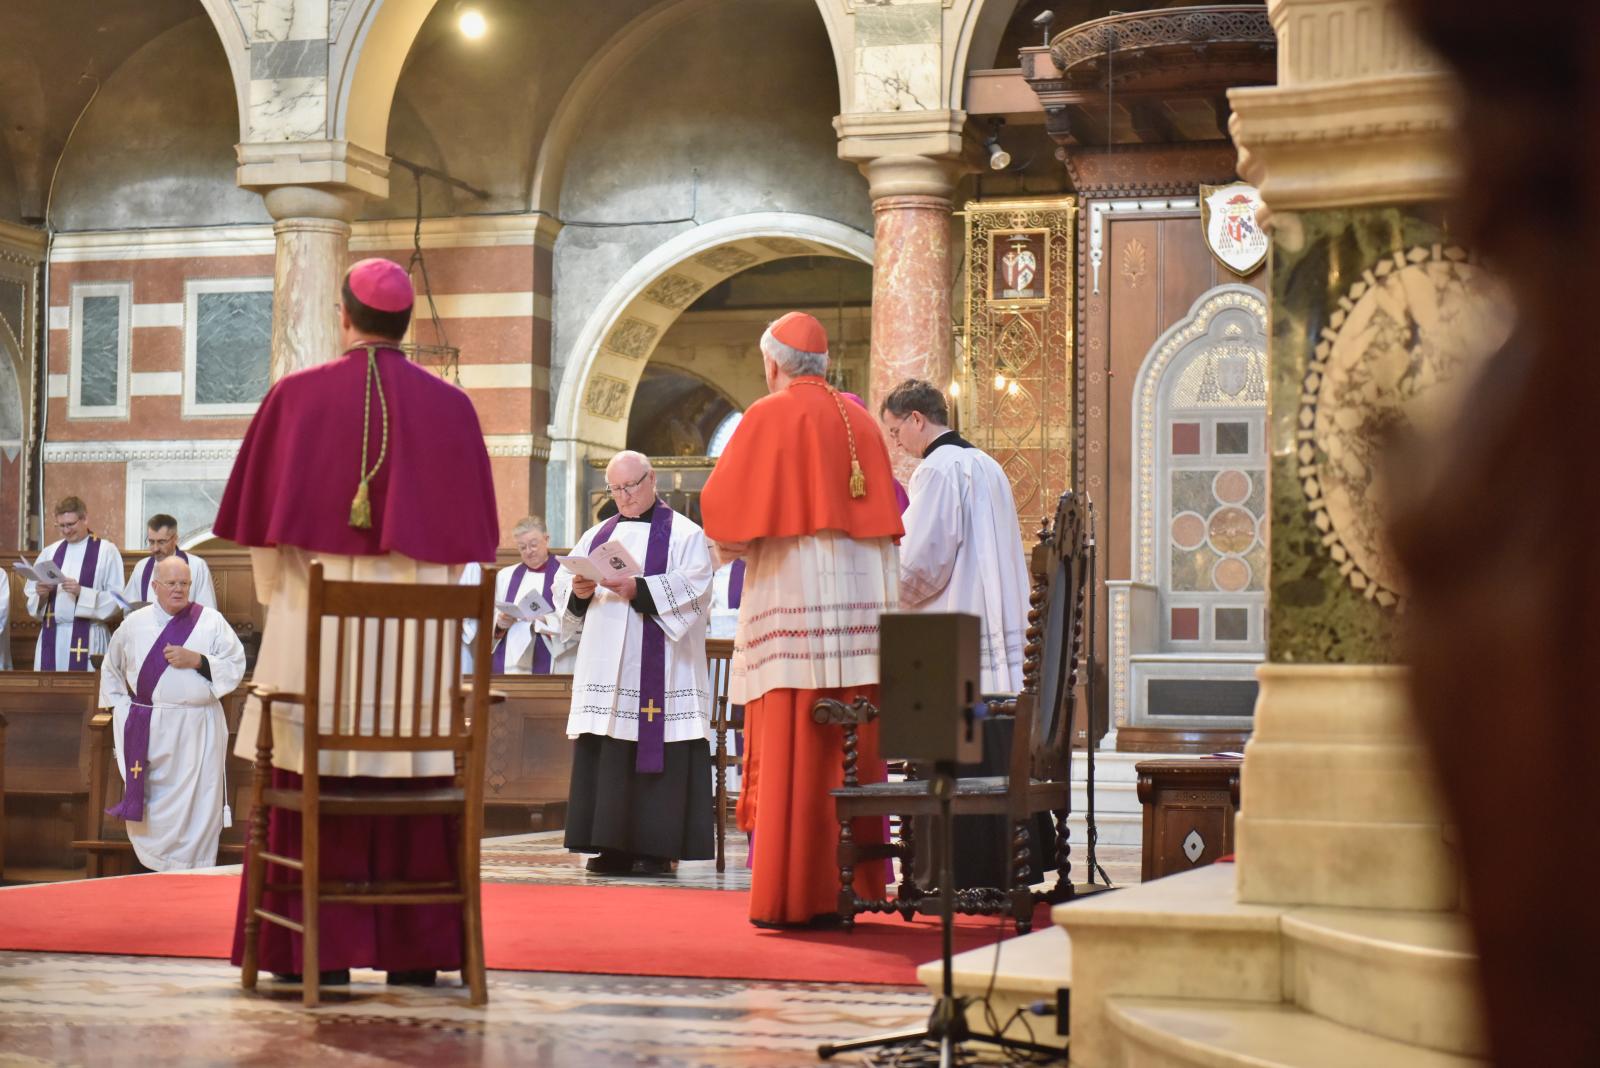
top-left (0, 831), bottom-right (1115, 1065)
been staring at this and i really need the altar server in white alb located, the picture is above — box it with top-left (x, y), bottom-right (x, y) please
top-left (461, 516), bottom-right (575, 675)
top-left (101, 555), bottom-right (246, 871)
top-left (123, 513), bottom-right (216, 610)
top-left (880, 379), bottom-right (1030, 692)
top-left (25, 496), bottom-right (125, 671)
top-left (554, 450), bottom-right (716, 876)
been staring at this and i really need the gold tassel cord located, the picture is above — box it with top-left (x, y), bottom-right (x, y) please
top-left (349, 345), bottom-right (391, 529)
top-left (793, 379), bottom-right (867, 499)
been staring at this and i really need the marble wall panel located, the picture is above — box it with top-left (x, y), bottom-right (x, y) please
top-left (1267, 204), bottom-right (1454, 664)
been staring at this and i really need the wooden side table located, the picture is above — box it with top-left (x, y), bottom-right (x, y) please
top-left (1135, 757), bottom-right (1242, 882)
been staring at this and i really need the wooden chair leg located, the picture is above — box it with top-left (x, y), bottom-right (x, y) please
top-left (301, 808), bottom-right (320, 1009)
top-left (714, 710), bottom-right (727, 874)
top-left (460, 813), bottom-right (488, 1005)
top-left (1054, 807), bottom-right (1073, 900)
top-left (240, 794), bottom-right (270, 990)
top-left (1011, 820), bottom-right (1034, 935)
top-left (836, 814), bottom-right (857, 931)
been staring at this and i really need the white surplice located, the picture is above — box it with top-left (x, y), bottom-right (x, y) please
top-left (235, 546), bottom-right (466, 778)
top-left (554, 509), bottom-right (714, 743)
top-left (460, 560), bottom-right (576, 676)
top-left (123, 552), bottom-right (217, 610)
top-left (25, 536), bottom-right (125, 670)
top-left (899, 437), bottom-right (1030, 692)
top-left (728, 532), bottom-right (899, 706)
top-left (100, 602), bottom-right (246, 871)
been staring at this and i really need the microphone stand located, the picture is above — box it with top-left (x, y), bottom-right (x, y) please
top-left (818, 760), bottom-right (1064, 1065)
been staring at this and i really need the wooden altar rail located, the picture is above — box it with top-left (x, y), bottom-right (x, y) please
top-left (1, 670), bottom-right (577, 878)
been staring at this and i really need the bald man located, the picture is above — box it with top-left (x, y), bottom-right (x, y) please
top-left (100, 556), bottom-right (246, 871)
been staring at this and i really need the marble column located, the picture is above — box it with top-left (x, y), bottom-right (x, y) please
top-left (1227, 0), bottom-right (1475, 910)
top-left (261, 185), bottom-right (363, 382)
top-left (861, 155), bottom-right (964, 479)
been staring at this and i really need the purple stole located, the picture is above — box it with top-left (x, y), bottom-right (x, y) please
top-left (590, 502), bottom-right (675, 774)
top-left (728, 559), bottom-right (745, 609)
top-left (138, 548), bottom-right (188, 601)
top-left (105, 602), bottom-right (205, 822)
top-left (490, 559), bottom-right (559, 673)
top-left (40, 536), bottom-right (103, 672)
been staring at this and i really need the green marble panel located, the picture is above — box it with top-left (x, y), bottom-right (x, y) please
top-left (1266, 204), bottom-right (1450, 664)
top-left (1171, 469), bottom-right (1216, 517)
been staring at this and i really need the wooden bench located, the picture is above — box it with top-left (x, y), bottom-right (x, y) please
top-left (0, 671), bottom-right (101, 873)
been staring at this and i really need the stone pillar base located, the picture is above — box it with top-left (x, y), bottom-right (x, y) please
top-left (1236, 663), bottom-right (1458, 910)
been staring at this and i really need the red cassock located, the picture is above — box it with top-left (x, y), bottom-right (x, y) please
top-left (701, 377), bottom-right (903, 925)
top-left (219, 346), bottom-right (498, 974)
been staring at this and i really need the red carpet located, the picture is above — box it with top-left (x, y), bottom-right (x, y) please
top-left (0, 875), bottom-right (1042, 985)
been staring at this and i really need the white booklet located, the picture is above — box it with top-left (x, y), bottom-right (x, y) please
top-left (555, 539), bottom-right (643, 583)
top-left (13, 557), bottom-right (67, 584)
top-left (495, 584), bottom-right (555, 622)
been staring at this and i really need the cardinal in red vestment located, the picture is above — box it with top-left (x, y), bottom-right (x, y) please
top-left (700, 311), bottom-right (903, 927)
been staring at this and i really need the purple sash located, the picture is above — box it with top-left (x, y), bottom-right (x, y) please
top-left (727, 559), bottom-right (746, 609)
top-left (590, 502), bottom-right (675, 774)
top-left (138, 548), bottom-right (188, 601)
top-left (106, 602), bottom-right (205, 822)
top-left (40, 536), bottom-right (103, 672)
top-left (491, 560), bottom-right (559, 673)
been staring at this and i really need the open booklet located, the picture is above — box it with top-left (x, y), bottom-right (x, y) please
top-left (107, 590), bottom-right (148, 614)
top-left (555, 539), bottom-right (643, 584)
top-left (495, 583), bottom-right (555, 622)
top-left (12, 557), bottom-right (67, 584)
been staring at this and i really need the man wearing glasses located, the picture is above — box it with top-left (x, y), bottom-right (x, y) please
top-left (122, 513), bottom-right (217, 610)
top-left (24, 495), bottom-right (125, 671)
top-left (100, 555), bottom-right (246, 871)
top-left (459, 515), bottom-right (575, 675)
top-left (553, 450), bottom-right (716, 876)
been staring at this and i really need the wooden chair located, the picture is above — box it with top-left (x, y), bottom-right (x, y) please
top-left (239, 562), bottom-right (497, 1007)
top-left (817, 490), bottom-right (1092, 933)
top-left (705, 637), bottom-right (738, 872)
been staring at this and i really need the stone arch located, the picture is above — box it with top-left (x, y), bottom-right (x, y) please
top-left (547, 211), bottom-right (872, 539)
top-left (949, 0), bottom-right (1024, 109)
top-left (194, 0), bottom-right (252, 139)
top-left (333, 0), bottom-right (444, 149)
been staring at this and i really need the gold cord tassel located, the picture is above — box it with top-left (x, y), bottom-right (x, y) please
top-left (849, 459), bottom-right (866, 499)
top-left (349, 479), bottom-right (372, 529)
top-left (349, 345), bottom-right (390, 531)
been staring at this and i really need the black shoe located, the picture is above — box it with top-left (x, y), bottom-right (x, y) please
top-left (749, 913), bottom-right (846, 932)
top-left (632, 857), bottom-right (677, 876)
top-left (386, 969), bottom-right (438, 986)
top-left (584, 851), bottom-right (634, 875)
top-left (270, 969), bottom-right (350, 985)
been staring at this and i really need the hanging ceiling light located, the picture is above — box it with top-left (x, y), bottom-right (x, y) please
top-left (458, 8), bottom-right (487, 38)
top-left (994, 373), bottom-right (1008, 391)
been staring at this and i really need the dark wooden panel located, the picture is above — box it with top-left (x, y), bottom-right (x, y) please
top-left (1136, 756), bottom-right (1241, 881)
top-left (0, 671), bottom-right (99, 869)
top-left (487, 675), bottom-right (576, 807)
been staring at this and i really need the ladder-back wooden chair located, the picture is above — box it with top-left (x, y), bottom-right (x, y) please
top-left (816, 490), bottom-right (1092, 933)
top-left (239, 562), bottom-right (497, 1007)
top-left (705, 637), bottom-right (737, 872)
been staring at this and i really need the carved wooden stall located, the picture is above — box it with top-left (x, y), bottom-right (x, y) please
top-left (0, 672), bottom-right (100, 871)
top-left (1135, 755), bottom-right (1241, 881)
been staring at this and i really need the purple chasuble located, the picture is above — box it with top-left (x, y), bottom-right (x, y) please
top-left (106, 602), bottom-right (205, 822)
top-left (41, 536), bottom-right (103, 672)
top-left (139, 548), bottom-right (188, 601)
top-left (589, 502), bottom-right (675, 774)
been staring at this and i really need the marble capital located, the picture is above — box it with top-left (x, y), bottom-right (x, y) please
top-left (236, 138), bottom-right (389, 200)
top-left (857, 154), bottom-right (967, 202)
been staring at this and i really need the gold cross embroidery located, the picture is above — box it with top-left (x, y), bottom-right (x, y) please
top-left (642, 699), bottom-right (660, 723)
top-left (130, 760), bottom-right (143, 779)
top-left (70, 639), bottom-right (90, 662)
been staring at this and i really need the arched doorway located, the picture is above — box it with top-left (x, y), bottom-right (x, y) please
top-left (548, 212), bottom-right (872, 540)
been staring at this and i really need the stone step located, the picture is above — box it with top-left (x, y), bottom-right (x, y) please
top-left (1282, 907), bottom-right (1486, 1058)
top-left (915, 925), bottom-right (1070, 1050)
top-left (1105, 997), bottom-right (1487, 1068)
top-left (1072, 780), bottom-right (1142, 814)
top-left (1071, 751), bottom-right (1173, 785)
top-left (1067, 811), bottom-right (1144, 846)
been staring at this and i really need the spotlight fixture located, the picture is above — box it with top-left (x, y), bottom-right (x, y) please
top-left (458, 8), bottom-right (487, 38)
top-left (1033, 9), bottom-right (1055, 46)
top-left (984, 118), bottom-right (1011, 172)
top-left (994, 373), bottom-right (1008, 391)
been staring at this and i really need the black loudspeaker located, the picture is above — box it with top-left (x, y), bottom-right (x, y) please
top-left (877, 611), bottom-right (983, 764)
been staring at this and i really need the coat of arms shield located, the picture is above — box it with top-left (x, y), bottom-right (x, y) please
top-left (1200, 183), bottom-right (1268, 275)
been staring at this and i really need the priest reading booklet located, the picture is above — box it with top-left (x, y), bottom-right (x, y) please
top-left (461, 516), bottom-right (575, 676)
top-left (554, 450), bottom-right (715, 876)
top-left (25, 496), bottom-right (125, 672)
top-left (122, 513), bottom-right (217, 611)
